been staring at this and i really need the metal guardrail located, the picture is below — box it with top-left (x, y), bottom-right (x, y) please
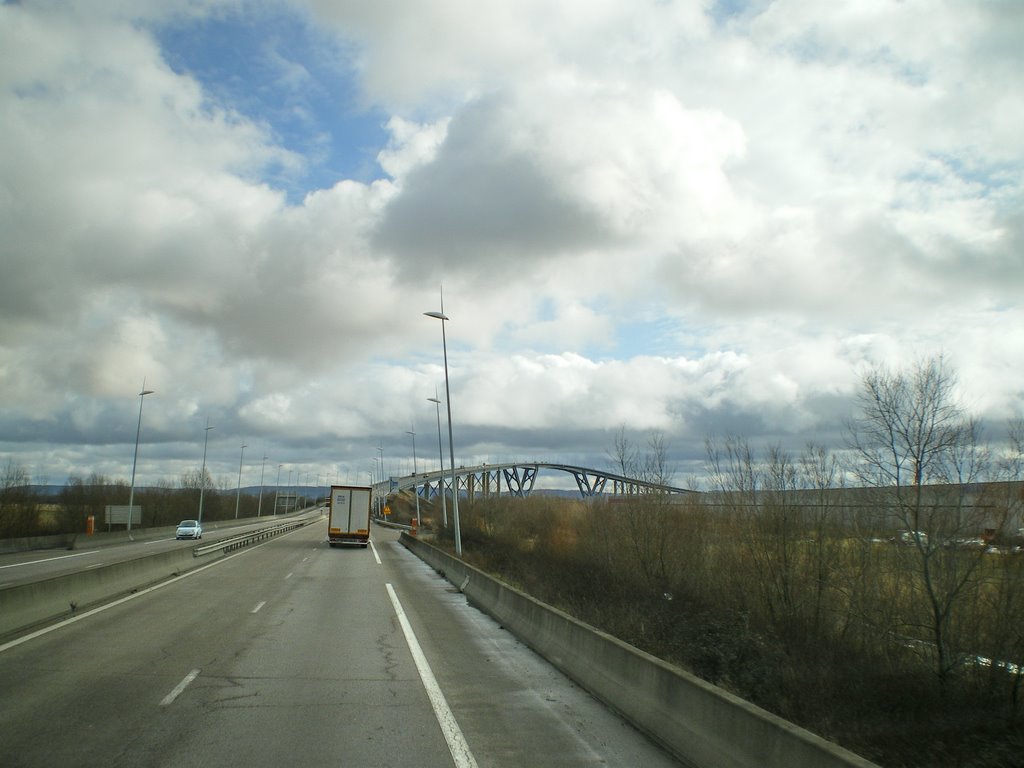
top-left (192, 516), bottom-right (318, 556)
top-left (372, 517), bottom-right (412, 532)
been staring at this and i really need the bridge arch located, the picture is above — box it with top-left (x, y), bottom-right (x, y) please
top-left (374, 461), bottom-right (695, 504)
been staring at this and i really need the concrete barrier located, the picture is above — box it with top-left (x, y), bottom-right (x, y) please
top-left (401, 533), bottom-right (880, 768)
top-left (0, 515), bottom-right (321, 640)
top-left (0, 545), bottom-right (222, 640)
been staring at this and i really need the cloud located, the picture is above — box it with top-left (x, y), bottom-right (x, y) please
top-left (0, 0), bottom-right (1021, 489)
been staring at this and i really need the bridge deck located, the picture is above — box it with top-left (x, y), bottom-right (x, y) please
top-left (374, 461), bottom-right (695, 501)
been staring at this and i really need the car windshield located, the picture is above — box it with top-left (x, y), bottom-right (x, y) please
top-left (179, 521), bottom-right (197, 527)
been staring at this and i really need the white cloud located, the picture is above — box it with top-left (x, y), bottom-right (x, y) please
top-left (376, 116), bottom-right (451, 179)
top-left (0, 0), bottom-right (1021, 487)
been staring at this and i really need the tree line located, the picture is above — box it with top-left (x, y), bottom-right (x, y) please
top-left (0, 464), bottom-right (288, 538)
top-left (433, 356), bottom-right (1024, 767)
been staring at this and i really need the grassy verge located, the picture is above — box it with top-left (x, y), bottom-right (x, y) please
top-left (407, 494), bottom-right (1024, 768)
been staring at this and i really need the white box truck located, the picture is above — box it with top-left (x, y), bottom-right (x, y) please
top-left (328, 484), bottom-right (372, 547)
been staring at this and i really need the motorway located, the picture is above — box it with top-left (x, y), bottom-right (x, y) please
top-left (0, 515), bottom-right (315, 587)
top-left (0, 520), bottom-right (682, 768)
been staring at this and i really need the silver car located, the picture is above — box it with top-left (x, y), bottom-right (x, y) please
top-left (175, 519), bottom-right (203, 540)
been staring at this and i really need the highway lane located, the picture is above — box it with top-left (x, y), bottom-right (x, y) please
top-left (0, 512), bottom-right (323, 588)
top-left (0, 521), bottom-right (682, 767)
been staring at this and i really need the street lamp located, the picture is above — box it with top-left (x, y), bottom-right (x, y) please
top-left (127, 380), bottom-right (154, 538)
top-left (234, 442), bottom-right (247, 518)
top-left (424, 297), bottom-right (462, 556)
top-left (257, 453), bottom-right (268, 517)
top-left (427, 391), bottom-right (448, 528)
top-left (198, 417), bottom-right (213, 524)
top-left (287, 469), bottom-right (293, 513)
top-left (371, 456), bottom-right (380, 517)
top-left (406, 423), bottom-right (421, 528)
top-left (274, 463), bottom-right (283, 516)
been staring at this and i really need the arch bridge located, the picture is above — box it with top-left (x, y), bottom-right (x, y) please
top-left (373, 461), bottom-right (695, 504)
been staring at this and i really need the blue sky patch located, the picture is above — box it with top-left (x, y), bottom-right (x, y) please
top-left (154, 7), bottom-right (390, 201)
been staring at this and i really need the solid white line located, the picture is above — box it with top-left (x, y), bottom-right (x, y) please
top-left (251, 601), bottom-right (267, 614)
top-left (370, 540), bottom-right (382, 565)
top-left (0, 551), bottom-right (96, 569)
top-left (0, 538), bottom-right (280, 655)
top-left (160, 669), bottom-right (200, 706)
top-left (385, 583), bottom-right (478, 768)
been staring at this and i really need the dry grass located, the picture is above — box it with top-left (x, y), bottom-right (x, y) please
top-left (427, 495), bottom-right (1024, 768)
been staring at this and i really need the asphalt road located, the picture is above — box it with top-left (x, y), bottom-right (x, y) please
top-left (0, 512), bottom-right (320, 588)
top-left (0, 520), bottom-right (681, 767)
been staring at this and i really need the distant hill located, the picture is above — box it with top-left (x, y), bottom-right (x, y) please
top-left (24, 484), bottom-right (319, 498)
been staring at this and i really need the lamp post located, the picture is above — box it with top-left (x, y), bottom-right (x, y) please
top-left (127, 380), bottom-right (154, 537)
top-left (197, 417), bottom-right (213, 524)
top-left (234, 442), bottom-right (247, 518)
top-left (371, 456), bottom-right (380, 517)
top-left (427, 391), bottom-right (448, 528)
top-left (287, 469), bottom-right (293, 513)
top-left (424, 297), bottom-right (462, 556)
top-left (274, 463), bottom-right (282, 516)
top-left (257, 453), bottom-right (268, 517)
top-left (406, 424), bottom-right (421, 528)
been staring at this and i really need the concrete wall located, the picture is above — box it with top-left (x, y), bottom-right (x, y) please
top-left (401, 533), bottom-right (880, 768)
top-left (0, 514), bottom-right (322, 640)
top-left (0, 546), bottom-right (223, 639)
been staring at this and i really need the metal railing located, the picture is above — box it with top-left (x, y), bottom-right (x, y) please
top-left (193, 515), bottom-right (320, 556)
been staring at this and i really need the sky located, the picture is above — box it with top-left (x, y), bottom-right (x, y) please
top-left (1, 0), bottom-right (1022, 493)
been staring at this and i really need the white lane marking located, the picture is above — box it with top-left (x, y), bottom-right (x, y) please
top-left (370, 540), bottom-right (382, 565)
top-left (0, 551), bottom-right (97, 569)
top-left (0, 537), bottom-right (284, 655)
top-left (285, 572), bottom-right (293, 579)
top-left (85, 563), bottom-right (107, 570)
top-left (385, 583), bottom-right (478, 768)
top-left (160, 669), bottom-right (200, 706)
top-left (251, 601), bottom-right (266, 614)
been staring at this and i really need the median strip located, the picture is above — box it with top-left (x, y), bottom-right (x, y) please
top-left (0, 542), bottom-right (270, 654)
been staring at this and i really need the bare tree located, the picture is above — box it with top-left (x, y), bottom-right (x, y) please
top-left (1, 460), bottom-right (36, 537)
top-left (642, 430), bottom-right (673, 487)
top-left (996, 417), bottom-right (1024, 482)
top-left (607, 424), bottom-right (640, 478)
top-left (180, 467), bottom-right (214, 492)
top-left (604, 427), bottom-right (680, 591)
top-left (983, 418), bottom-right (1024, 712)
top-left (847, 355), bottom-right (963, 492)
top-left (797, 442), bottom-right (845, 636)
top-left (1, 458), bottom-right (31, 495)
top-left (704, 436), bottom-right (800, 629)
top-left (845, 356), bottom-right (995, 690)
top-left (607, 425), bottom-right (675, 486)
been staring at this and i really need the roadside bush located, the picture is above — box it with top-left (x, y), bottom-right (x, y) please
top-left (434, 494), bottom-right (1024, 768)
